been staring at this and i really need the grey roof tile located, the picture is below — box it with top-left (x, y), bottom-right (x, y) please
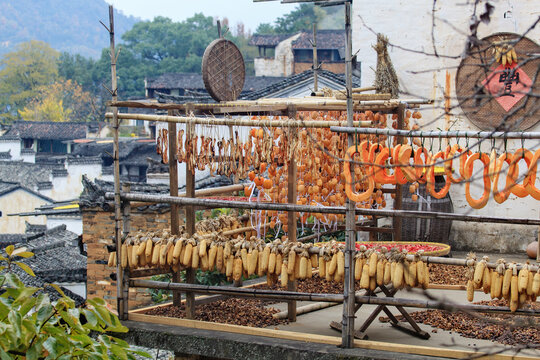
top-left (6, 121), bottom-right (89, 141)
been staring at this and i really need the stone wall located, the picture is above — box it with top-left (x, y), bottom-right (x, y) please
top-left (83, 206), bottom-right (183, 310)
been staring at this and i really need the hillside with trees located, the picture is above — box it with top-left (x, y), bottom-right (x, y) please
top-left (0, 0), bottom-right (137, 58)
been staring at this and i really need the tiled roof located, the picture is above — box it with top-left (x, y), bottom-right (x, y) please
top-left (0, 134), bottom-right (20, 141)
top-left (52, 168), bottom-right (68, 177)
top-left (249, 33), bottom-right (295, 47)
top-left (71, 139), bottom-right (159, 167)
top-left (0, 162), bottom-right (52, 190)
top-left (66, 156), bottom-right (102, 165)
top-left (25, 222), bottom-right (47, 233)
top-left (6, 121), bottom-right (89, 141)
top-left (0, 180), bottom-right (53, 202)
top-left (146, 73), bottom-right (286, 94)
top-left (240, 69), bottom-right (361, 100)
top-left (0, 150), bottom-right (11, 159)
top-left (20, 148), bottom-right (35, 155)
top-left (292, 29), bottom-right (345, 50)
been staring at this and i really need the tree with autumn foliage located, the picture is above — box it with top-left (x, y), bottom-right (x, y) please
top-left (18, 79), bottom-right (97, 122)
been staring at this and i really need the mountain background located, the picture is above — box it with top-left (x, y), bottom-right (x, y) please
top-left (0, 0), bottom-right (138, 58)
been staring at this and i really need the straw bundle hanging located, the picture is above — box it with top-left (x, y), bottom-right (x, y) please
top-left (373, 33), bottom-right (399, 98)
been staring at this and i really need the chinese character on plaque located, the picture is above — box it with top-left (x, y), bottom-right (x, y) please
top-left (481, 63), bottom-right (533, 112)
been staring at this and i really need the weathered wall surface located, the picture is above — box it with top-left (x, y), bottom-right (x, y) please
top-left (0, 189), bottom-right (49, 233)
top-left (352, 1), bottom-right (540, 252)
top-left (83, 206), bottom-right (182, 310)
top-left (51, 161), bottom-right (102, 201)
top-left (254, 34), bottom-right (301, 77)
top-left (294, 61), bottom-right (345, 74)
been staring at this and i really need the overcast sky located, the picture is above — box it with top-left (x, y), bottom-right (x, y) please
top-left (106, 0), bottom-right (297, 33)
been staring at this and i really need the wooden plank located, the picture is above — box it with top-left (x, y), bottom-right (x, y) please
top-left (126, 313), bottom-right (537, 360)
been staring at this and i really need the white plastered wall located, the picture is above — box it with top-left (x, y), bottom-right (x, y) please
top-left (352, 1), bottom-right (540, 252)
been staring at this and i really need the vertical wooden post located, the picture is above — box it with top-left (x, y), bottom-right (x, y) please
top-left (120, 183), bottom-right (131, 319)
top-left (105, 5), bottom-right (125, 319)
top-left (287, 105), bottom-right (298, 322)
top-left (393, 105), bottom-right (405, 242)
top-left (168, 110), bottom-right (182, 306)
top-left (342, 1), bottom-right (356, 348)
top-left (184, 106), bottom-right (196, 319)
top-left (312, 23), bottom-right (318, 92)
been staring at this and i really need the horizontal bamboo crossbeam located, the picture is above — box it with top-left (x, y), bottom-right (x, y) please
top-left (354, 294), bottom-right (540, 316)
top-left (130, 279), bottom-right (345, 302)
top-left (130, 184), bottom-right (245, 207)
top-left (105, 191), bottom-right (540, 226)
top-left (105, 112), bottom-right (372, 128)
top-left (330, 126), bottom-right (540, 140)
top-left (130, 279), bottom-right (540, 316)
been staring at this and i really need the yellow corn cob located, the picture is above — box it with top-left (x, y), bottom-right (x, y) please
top-left (510, 299), bottom-right (518, 312)
top-left (241, 248), bottom-right (248, 272)
top-left (246, 252), bottom-right (255, 276)
top-left (268, 252), bottom-right (276, 274)
top-left (288, 250), bottom-right (296, 275)
top-left (482, 267), bottom-right (491, 294)
top-left (108, 252), bottom-right (115, 267)
top-left (310, 254), bottom-right (318, 268)
top-left (383, 261), bottom-right (391, 285)
top-left (225, 256), bottom-right (233, 277)
top-left (199, 239), bottom-right (207, 257)
top-left (403, 260), bottom-right (410, 286)
top-left (299, 256), bottom-right (308, 279)
top-left (532, 270), bottom-right (540, 295)
top-left (328, 253), bottom-right (337, 276)
top-left (511, 274), bottom-right (518, 302)
top-left (293, 254), bottom-right (301, 279)
top-left (490, 271), bottom-right (498, 299)
top-left (136, 240), bottom-right (146, 256)
top-left (257, 251), bottom-right (265, 277)
top-left (422, 262), bottom-right (429, 289)
top-left (233, 257), bottom-right (243, 281)
top-left (526, 271), bottom-right (534, 296)
top-left (261, 246), bottom-right (270, 273)
top-left (473, 260), bottom-right (485, 287)
top-left (354, 257), bottom-right (362, 281)
top-left (360, 264), bottom-right (370, 289)
top-left (208, 245), bottom-right (217, 270)
top-left (172, 240), bottom-right (183, 265)
top-left (182, 243), bottom-right (193, 266)
top-left (280, 263), bottom-right (288, 287)
top-left (390, 261), bottom-right (396, 284)
top-left (132, 245), bottom-right (139, 268)
top-left (191, 244), bottom-right (200, 269)
top-left (518, 264), bottom-right (529, 293)
top-left (167, 243), bottom-right (174, 265)
top-left (216, 245), bottom-right (224, 272)
top-left (159, 242), bottom-right (170, 266)
top-left (502, 268), bottom-right (512, 296)
top-left (139, 250), bottom-right (147, 267)
top-left (307, 259), bottom-right (313, 279)
top-left (368, 252), bottom-right (378, 277)
top-left (275, 253), bottom-right (283, 276)
top-left (369, 276), bottom-right (376, 291)
top-left (325, 261), bottom-right (332, 282)
top-left (224, 242), bottom-right (231, 258)
top-left (127, 245), bottom-right (133, 268)
top-left (416, 260), bottom-right (425, 286)
top-left (337, 251), bottom-right (345, 278)
top-left (466, 280), bottom-right (474, 302)
top-left (200, 254), bottom-right (209, 271)
top-left (145, 239), bottom-right (153, 258)
top-left (319, 257), bottom-right (327, 278)
top-left (393, 262), bottom-right (404, 289)
top-left (376, 260), bottom-right (384, 286)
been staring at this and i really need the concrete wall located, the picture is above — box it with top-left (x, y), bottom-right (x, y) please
top-left (0, 140), bottom-right (21, 160)
top-left (51, 161), bottom-right (102, 201)
top-left (254, 34), bottom-right (301, 77)
top-left (21, 152), bottom-right (35, 163)
top-left (0, 189), bottom-right (49, 233)
top-left (352, 1), bottom-right (540, 252)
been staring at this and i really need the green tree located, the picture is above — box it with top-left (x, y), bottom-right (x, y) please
top-left (0, 41), bottom-right (59, 122)
top-left (274, 4), bottom-right (325, 33)
top-left (0, 245), bottom-right (149, 359)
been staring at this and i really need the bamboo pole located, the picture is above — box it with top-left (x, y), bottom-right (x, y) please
top-left (342, 1), bottom-right (355, 348)
top-left (128, 279), bottom-right (540, 317)
top-left (273, 301), bottom-right (340, 319)
top-left (105, 112), bottom-right (372, 128)
top-left (104, 5), bottom-right (125, 320)
top-left (130, 279), bottom-right (344, 303)
top-left (329, 126), bottom-right (540, 139)
top-left (105, 192), bottom-right (540, 226)
top-left (120, 183), bottom-right (130, 319)
top-left (184, 106), bottom-right (196, 319)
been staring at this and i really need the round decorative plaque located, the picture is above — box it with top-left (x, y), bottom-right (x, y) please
top-left (455, 32), bottom-right (539, 131)
top-left (202, 38), bottom-right (245, 102)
